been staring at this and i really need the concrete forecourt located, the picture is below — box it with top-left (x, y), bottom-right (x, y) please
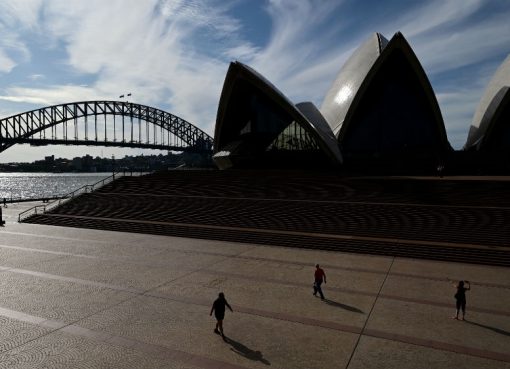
top-left (0, 202), bottom-right (509, 369)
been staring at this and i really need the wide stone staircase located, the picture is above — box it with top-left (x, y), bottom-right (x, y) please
top-left (22, 170), bottom-right (510, 266)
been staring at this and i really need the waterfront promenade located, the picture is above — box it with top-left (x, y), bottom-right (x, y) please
top-left (0, 202), bottom-right (509, 368)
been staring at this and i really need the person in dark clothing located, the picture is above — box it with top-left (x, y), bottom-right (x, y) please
top-left (210, 292), bottom-right (233, 337)
top-left (453, 280), bottom-right (470, 320)
top-left (313, 264), bottom-right (327, 300)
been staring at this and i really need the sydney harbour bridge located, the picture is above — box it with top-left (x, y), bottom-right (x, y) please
top-left (0, 101), bottom-right (213, 155)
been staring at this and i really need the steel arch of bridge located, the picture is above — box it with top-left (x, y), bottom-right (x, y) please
top-left (0, 101), bottom-right (213, 154)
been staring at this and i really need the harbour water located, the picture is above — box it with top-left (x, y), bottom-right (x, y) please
top-left (0, 172), bottom-right (112, 200)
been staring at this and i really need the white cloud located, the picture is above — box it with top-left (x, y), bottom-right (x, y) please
top-left (223, 44), bottom-right (260, 60)
top-left (399, 0), bottom-right (484, 37)
top-left (0, 0), bottom-right (43, 73)
top-left (28, 73), bottom-right (45, 80)
top-left (410, 16), bottom-right (510, 75)
top-left (0, 50), bottom-right (16, 73)
top-left (0, 0), bottom-right (43, 29)
top-left (0, 85), bottom-right (105, 106)
top-left (0, 28), bottom-right (30, 73)
top-left (248, 0), bottom-right (343, 81)
top-left (158, 0), bottom-right (242, 36)
top-left (437, 89), bottom-right (482, 148)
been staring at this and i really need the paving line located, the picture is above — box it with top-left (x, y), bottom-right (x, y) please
top-left (0, 244), bottom-right (98, 259)
top-left (345, 257), bottom-right (396, 369)
top-left (0, 266), bottom-right (141, 294)
top-left (362, 328), bottom-right (510, 363)
top-left (0, 230), bottom-right (111, 243)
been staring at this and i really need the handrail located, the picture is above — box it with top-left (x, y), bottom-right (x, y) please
top-left (18, 171), bottom-right (149, 222)
top-left (2, 194), bottom-right (64, 204)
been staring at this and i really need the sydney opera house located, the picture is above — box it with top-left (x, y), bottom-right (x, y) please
top-left (212, 32), bottom-right (510, 174)
top-left (19, 31), bottom-right (510, 268)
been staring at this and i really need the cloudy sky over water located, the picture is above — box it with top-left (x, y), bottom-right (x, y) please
top-left (0, 0), bottom-right (509, 162)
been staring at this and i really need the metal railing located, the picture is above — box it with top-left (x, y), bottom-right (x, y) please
top-left (3, 195), bottom-right (64, 204)
top-left (18, 171), bottom-right (148, 222)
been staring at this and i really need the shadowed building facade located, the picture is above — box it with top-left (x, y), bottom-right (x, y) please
top-left (213, 62), bottom-right (342, 170)
top-left (320, 32), bottom-right (452, 173)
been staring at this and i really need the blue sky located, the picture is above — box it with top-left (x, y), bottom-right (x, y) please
top-left (0, 0), bottom-right (509, 163)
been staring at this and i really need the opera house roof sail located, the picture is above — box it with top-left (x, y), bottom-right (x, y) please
top-left (213, 61), bottom-right (342, 170)
top-left (466, 86), bottom-right (510, 151)
top-left (320, 33), bottom-right (389, 137)
top-left (465, 54), bottom-right (510, 150)
top-left (321, 32), bottom-right (451, 161)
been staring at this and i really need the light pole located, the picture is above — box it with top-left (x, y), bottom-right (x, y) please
top-left (111, 154), bottom-right (115, 178)
top-left (118, 93), bottom-right (133, 143)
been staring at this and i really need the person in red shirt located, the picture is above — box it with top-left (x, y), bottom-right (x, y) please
top-left (313, 264), bottom-right (327, 300)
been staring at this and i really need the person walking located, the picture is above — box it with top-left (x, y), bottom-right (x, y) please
top-left (453, 280), bottom-right (470, 320)
top-left (210, 292), bottom-right (233, 337)
top-left (313, 264), bottom-right (327, 300)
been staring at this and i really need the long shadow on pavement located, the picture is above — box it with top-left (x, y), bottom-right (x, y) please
top-left (464, 320), bottom-right (510, 337)
top-left (223, 336), bottom-right (271, 365)
top-left (323, 298), bottom-right (364, 314)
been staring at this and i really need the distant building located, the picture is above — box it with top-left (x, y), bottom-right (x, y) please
top-left (72, 157), bottom-right (83, 171)
top-left (44, 155), bottom-right (55, 165)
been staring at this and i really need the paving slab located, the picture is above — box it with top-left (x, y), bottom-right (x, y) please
top-left (347, 335), bottom-right (510, 369)
top-left (366, 297), bottom-right (510, 356)
top-left (0, 330), bottom-right (206, 369)
top-left (381, 273), bottom-right (510, 314)
top-left (391, 258), bottom-right (510, 287)
top-left (241, 245), bottom-right (393, 273)
top-left (25, 254), bottom-right (211, 291)
top-left (207, 254), bottom-right (387, 294)
top-left (0, 271), bottom-right (132, 323)
top-left (0, 247), bottom-right (65, 269)
top-left (0, 316), bottom-right (52, 354)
